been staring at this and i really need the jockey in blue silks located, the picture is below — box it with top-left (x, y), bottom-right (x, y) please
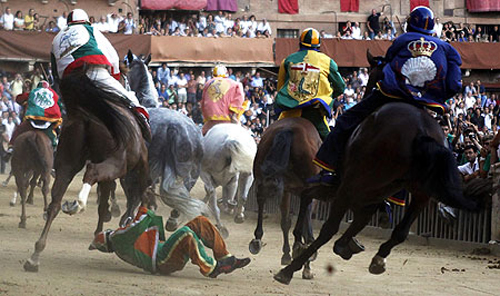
top-left (308, 6), bottom-right (463, 186)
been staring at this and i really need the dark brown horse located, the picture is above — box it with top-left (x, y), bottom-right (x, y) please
top-left (11, 130), bottom-right (53, 228)
top-left (274, 54), bottom-right (479, 284)
top-left (24, 69), bottom-right (150, 272)
top-left (249, 117), bottom-right (321, 279)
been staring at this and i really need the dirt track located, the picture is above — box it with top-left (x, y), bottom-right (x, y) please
top-left (1, 176), bottom-right (499, 296)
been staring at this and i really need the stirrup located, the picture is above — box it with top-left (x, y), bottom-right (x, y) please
top-left (306, 170), bottom-right (339, 187)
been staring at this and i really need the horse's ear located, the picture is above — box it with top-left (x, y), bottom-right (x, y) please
top-left (127, 50), bottom-right (134, 66)
top-left (367, 49), bottom-right (377, 68)
top-left (144, 54), bottom-right (151, 66)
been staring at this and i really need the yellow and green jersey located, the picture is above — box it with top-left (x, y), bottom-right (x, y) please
top-left (276, 49), bottom-right (345, 116)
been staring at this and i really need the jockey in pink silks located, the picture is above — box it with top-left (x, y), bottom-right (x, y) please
top-left (200, 65), bottom-right (248, 136)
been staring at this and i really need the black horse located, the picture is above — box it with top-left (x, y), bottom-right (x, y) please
top-left (274, 52), bottom-right (479, 284)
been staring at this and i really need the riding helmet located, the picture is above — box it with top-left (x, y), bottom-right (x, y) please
top-left (67, 9), bottom-right (90, 25)
top-left (212, 65), bottom-right (228, 78)
top-left (407, 6), bottom-right (435, 34)
top-left (300, 28), bottom-right (321, 48)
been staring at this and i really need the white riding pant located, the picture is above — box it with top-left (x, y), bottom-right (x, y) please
top-left (85, 67), bottom-right (141, 107)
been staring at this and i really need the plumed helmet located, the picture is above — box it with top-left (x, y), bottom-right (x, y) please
top-left (212, 65), bottom-right (228, 78)
top-left (407, 6), bottom-right (435, 34)
top-left (89, 229), bottom-right (114, 253)
top-left (67, 9), bottom-right (90, 25)
top-left (37, 81), bottom-right (50, 89)
top-left (300, 28), bottom-right (321, 48)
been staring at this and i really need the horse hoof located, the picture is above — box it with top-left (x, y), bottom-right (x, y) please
top-left (249, 239), bottom-right (262, 255)
top-left (217, 225), bottom-right (229, 239)
top-left (234, 214), bottom-right (245, 224)
top-left (111, 204), bottom-right (121, 218)
top-left (103, 211), bottom-right (112, 223)
top-left (369, 255), bottom-right (387, 275)
top-left (281, 253), bottom-right (292, 266)
top-left (302, 268), bottom-right (314, 280)
top-left (274, 269), bottom-right (292, 285)
top-left (18, 221), bottom-right (26, 229)
top-left (333, 242), bottom-right (353, 260)
top-left (349, 237), bottom-right (365, 254)
top-left (24, 259), bottom-right (39, 272)
top-left (165, 219), bottom-right (178, 232)
top-left (61, 200), bottom-right (83, 215)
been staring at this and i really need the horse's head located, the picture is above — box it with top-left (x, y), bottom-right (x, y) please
top-left (364, 50), bottom-right (386, 98)
top-left (126, 50), bottom-right (159, 108)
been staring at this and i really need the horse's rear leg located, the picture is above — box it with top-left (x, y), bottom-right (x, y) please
top-left (95, 181), bottom-right (115, 235)
top-left (15, 174), bottom-right (29, 229)
top-left (369, 191), bottom-right (428, 275)
top-left (291, 193), bottom-right (315, 280)
top-left (119, 161), bottom-right (150, 228)
top-left (274, 198), bottom-right (349, 285)
top-left (280, 191), bottom-right (292, 265)
top-left (222, 176), bottom-right (238, 215)
top-left (109, 180), bottom-right (121, 217)
top-left (234, 172), bottom-right (253, 224)
top-left (26, 172), bottom-right (39, 205)
top-left (25, 121), bottom-right (86, 272)
top-left (249, 181), bottom-right (267, 255)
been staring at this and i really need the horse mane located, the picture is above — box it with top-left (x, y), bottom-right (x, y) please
top-left (128, 58), bottom-right (159, 108)
top-left (59, 68), bottom-right (137, 150)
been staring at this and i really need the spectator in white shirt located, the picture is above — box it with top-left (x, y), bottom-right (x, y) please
top-left (0, 7), bottom-right (14, 30)
top-left (434, 18), bottom-right (443, 38)
top-left (250, 72), bottom-right (264, 88)
top-left (94, 16), bottom-right (110, 33)
top-left (198, 14), bottom-right (207, 31)
top-left (56, 11), bottom-right (67, 30)
top-left (240, 15), bottom-right (251, 34)
top-left (176, 72), bottom-right (188, 104)
top-left (123, 12), bottom-right (136, 35)
top-left (358, 68), bottom-right (369, 87)
top-left (458, 146), bottom-right (479, 181)
top-left (351, 22), bottom-right (362, 39)
top-left (107, 12), bottom-right (123, 33)
top-left (257, 19), bottom-right (271, 35)
top-left (224, 13), bottom-right (234, 32)
top-left (320, 30), bottom-right (333, 39)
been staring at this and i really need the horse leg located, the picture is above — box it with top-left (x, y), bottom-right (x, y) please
top-left (280, 191), bottom-right (292, 265)
top-left (249, 181), bottom-right (266, 255)
top-left (119, 161), bottom-right (150, 228)
top-left (333, 204), bottom-right (378, 260)
top-left (234, 172), bottom-right (253, 224)
top-left (222, 176), bottom-right (238, 215)
top-left (15, 173), bottom-right (29, 229)
top-left (24, 121), bottom-right (86, 272)
top-left (27, 172), bottom-right (39, 205)
top-left (2, 170), bottom-right (13, 187)
top-left (109, 180), bottom-right (121, 217)
top-left (291, 192), bottom-right (315, 280)
top-left (369, 192), bottom-right (428, 275)
top-left (274, 197), bottom-right (349, 285)
top-left (40, 170), bottom-right (51, 221)
top-left (62, 156), bottom-right (126, 215)
top-left (95, 181), bottom-right (115, 235)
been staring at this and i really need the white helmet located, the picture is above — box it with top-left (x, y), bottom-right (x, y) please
top-left (212, 65), bottom-right (228, 78)
top-left (67, 9), bottom-right (89, 25)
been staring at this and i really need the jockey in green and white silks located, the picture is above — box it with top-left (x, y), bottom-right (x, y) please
top-left (8, 81), bottom-right (62, 150)
top-left (50, 8), bottom-right (149, 121)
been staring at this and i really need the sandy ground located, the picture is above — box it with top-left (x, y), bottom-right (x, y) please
top-left (0, 175), bottom-right (499, 296)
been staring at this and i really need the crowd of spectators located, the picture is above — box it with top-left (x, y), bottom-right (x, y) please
top-left (0, 7), bottom-right (272, 38)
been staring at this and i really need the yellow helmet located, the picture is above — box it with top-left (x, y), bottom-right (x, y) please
top-left (300, 28), bottom-right (321, 48)
top-left (212, 65), bottom-right (228, 78)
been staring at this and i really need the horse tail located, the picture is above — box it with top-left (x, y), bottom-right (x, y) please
top-left (59, 69), bottom-right (135, 150)
top-left (226, 136), bottom-right (256, 174)
top-left (261, 129), bottom-right (293, 178)
top-left (411, 135), bottom-right (478, 211)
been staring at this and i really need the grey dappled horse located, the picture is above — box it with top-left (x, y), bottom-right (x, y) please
top-left (126, 52), bottom-right (209, 230)
top-left (201, 123), bottom-right (257, 238)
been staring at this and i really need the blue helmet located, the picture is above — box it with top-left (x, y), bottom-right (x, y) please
top-left (408, 6), bottom-right (435, 34)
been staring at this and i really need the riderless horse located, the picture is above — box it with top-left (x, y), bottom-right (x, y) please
top-left (11, 131), bottom-right (53, 229)
top-left (201, 123), bottom-right (256, 238)
top-left (273, 52), bottom-right (479, 284)
top-left (24, 66), bottom-right (151, 272)
top-left (126, 52), bottom-right (209, 230)
top-left (249, 116), bottom-right (321, 280)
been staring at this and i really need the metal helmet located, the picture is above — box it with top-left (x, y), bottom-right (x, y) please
top-left (407, 6), bottom-right (435, 34)
top-left (212, 65), bottom-right (228, 78)
top-left (300, 28), bottom-right (321, 48)
top-left (67, 9), bottom-right (90, 25)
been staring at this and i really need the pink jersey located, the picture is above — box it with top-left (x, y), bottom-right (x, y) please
top-left (201, 77), bottom-right (246, 122)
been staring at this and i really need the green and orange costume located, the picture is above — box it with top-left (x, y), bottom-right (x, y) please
top-left (91, 207), bottom-right (234, 277)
